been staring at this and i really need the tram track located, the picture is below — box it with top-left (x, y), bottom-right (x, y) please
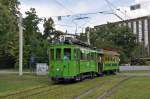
top-left (22, 77), bottom-right (112, 99)
top-left (0, 83), bottom-right (60, 99)
top-left (74, 76), bottom-right (131, 99)
top-left (0, 85), bottom-right (46, 98)
top-left (20, 85), bottom-right (61, 99)
top-left (98, 77), bottom-right (132, 99)
top-left (0, 76), bottom-right (130, 99)
top-left (20, 78), bottom-right (115, 99)
top-left (73, 77), bottom-right (119, 99)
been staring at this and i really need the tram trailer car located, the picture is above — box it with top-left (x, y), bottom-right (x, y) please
top-left (49, 44), bottom-right (120, 82)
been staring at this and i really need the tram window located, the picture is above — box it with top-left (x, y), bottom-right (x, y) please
top-left (91, 53), bottom-right (95, 60)
top-left (84, 54), bottom-right (87, 60)
top-left (109, 57), bottom-right (111, 61)
top-left (107, 57), bottom-right (109, 61)
top-left (104, 57), bottom-right (106, 61)
top-left (113, 57), bottom-right (115, 62)
top-left (105, 57), bottom-right (108, 61)
top-left (56, 48), bottom-right (61, 60)
top-left (102, 57), bottom-right (105, 61)
top-left (87, 53), bottom-right (91, 60)
top-left (80, 51), bottom-right (83, 60)
top-left (108, 57), bottom-right (110, 61)
top-left (112, 57), bottom-right (114, 61)
top-left (81, 51), bottom-right (87, 60)
top-left (74, 49), bottom-right (78, 60)
top-left (50, 49), bottom-right (54, 60)
top-left (64, 48), bottom-right (71, 60)
top-left (110, 57), bottom-right (112, 61)
top-left (115, 57), bottom-right (116, 62)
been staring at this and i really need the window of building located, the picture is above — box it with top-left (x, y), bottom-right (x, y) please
top-left (130, 4), bottom-right (141, 10)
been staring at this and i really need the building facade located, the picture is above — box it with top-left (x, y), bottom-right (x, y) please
top-left (94, 16), bottom-right (150, 56)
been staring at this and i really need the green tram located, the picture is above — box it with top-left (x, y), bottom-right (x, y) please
top-left (49, 43), bottom-right (120, 82)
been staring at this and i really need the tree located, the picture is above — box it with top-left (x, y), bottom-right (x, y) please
top-left (43, 17), bottom-right (65, 42)
top-left (0, 0), bottom-right (20, 68)
top-left (81, 23), bottom-right (137, 63)
top-left (111, 25), bottom-right (137, 58)
top-left (0, 0), bottom-right (19, 45)
top-left (23, 8), bottom-right (50, 68)
top-left (23, 8), bottom-right (42, 68)
top-left (43, 17), bottom-right (55, 40)
top-left (23, 8), bottom-right (41, 43)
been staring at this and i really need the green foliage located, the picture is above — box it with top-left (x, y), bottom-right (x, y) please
top-left (43, 17), bottom-right (55, 40)
top-left (81, 23), bottom-right (137, 63)
top-left (0, 0), bottom-right (19, 68)
top-left (0, 3), bottom-right (59, 69)
top-left (77, 33), bottom-right (87, 42)
top-left (0, 2), bottom-right (62, 69)
top-left (23, 8), bottom-right (49, 68)
top-left (43, 17), bottom-right (65, 42)
top-left (0, 3), bottom-right (16, 44)
top-left (23, 8), bottom-right (42, 43)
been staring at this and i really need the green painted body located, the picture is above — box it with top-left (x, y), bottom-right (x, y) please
top-left (49, 44), bottom-right (119, 80)
top-left (103, 62), bottom-right (119, 71)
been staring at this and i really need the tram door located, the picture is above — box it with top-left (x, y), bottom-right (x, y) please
top-left (74, 49), bottom-right (80, 75)
top-left (98, 55), bottom-right (103, 73)
top-left (55, 48), bottom-right (63, 76)
top-left (63, 48), bottom-right (71, 76)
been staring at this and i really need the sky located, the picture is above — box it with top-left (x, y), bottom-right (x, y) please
top-left (19, 0), bottom-right (150, 34)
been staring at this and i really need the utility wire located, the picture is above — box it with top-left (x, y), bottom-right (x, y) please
top-left (56, 24), bottom-right (74, 28)
top-left (49, 0), bottom-right (130, 22)
top-left (104, 0), bottom-right (131, 20)
top-left (53, 0), bottom-right (74, 14)
top-left (44, 10), bottom-right (112, 19)
top-left (108, 0), bottom-right (131, 19)
top-left (104, 0), bottom-right (114, 12)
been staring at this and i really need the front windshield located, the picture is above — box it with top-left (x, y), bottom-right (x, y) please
top-left (64, 48), bottom-right (71, 60)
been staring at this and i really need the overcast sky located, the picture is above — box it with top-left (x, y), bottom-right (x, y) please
top-left (19, 0), bottom-right (150, 34)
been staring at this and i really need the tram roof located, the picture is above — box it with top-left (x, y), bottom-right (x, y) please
top-left (102, 50), bottom-right (120, 56)
top-left (49, 44), bottom-right (119, 56)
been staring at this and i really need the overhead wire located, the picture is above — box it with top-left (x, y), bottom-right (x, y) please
top-left (47, 0), bottom-right (131, 21)
top-left (56, 24), bottom-right (74, 28)
top-left (49, 0), bottom-right (132, 32)
top-left (104, 0), bottom-right (131, 20)
top-left (53, 0), bottom-right (74, 14)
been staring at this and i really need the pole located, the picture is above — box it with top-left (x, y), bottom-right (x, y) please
top-left (19, 13), bottom-right (23, 76)
top-left (87, 28), bottom-right (90, 45)
top-left (75, 23), bottom-right (77, 35)
top-left (125, 10), bottom-right (127, 20)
